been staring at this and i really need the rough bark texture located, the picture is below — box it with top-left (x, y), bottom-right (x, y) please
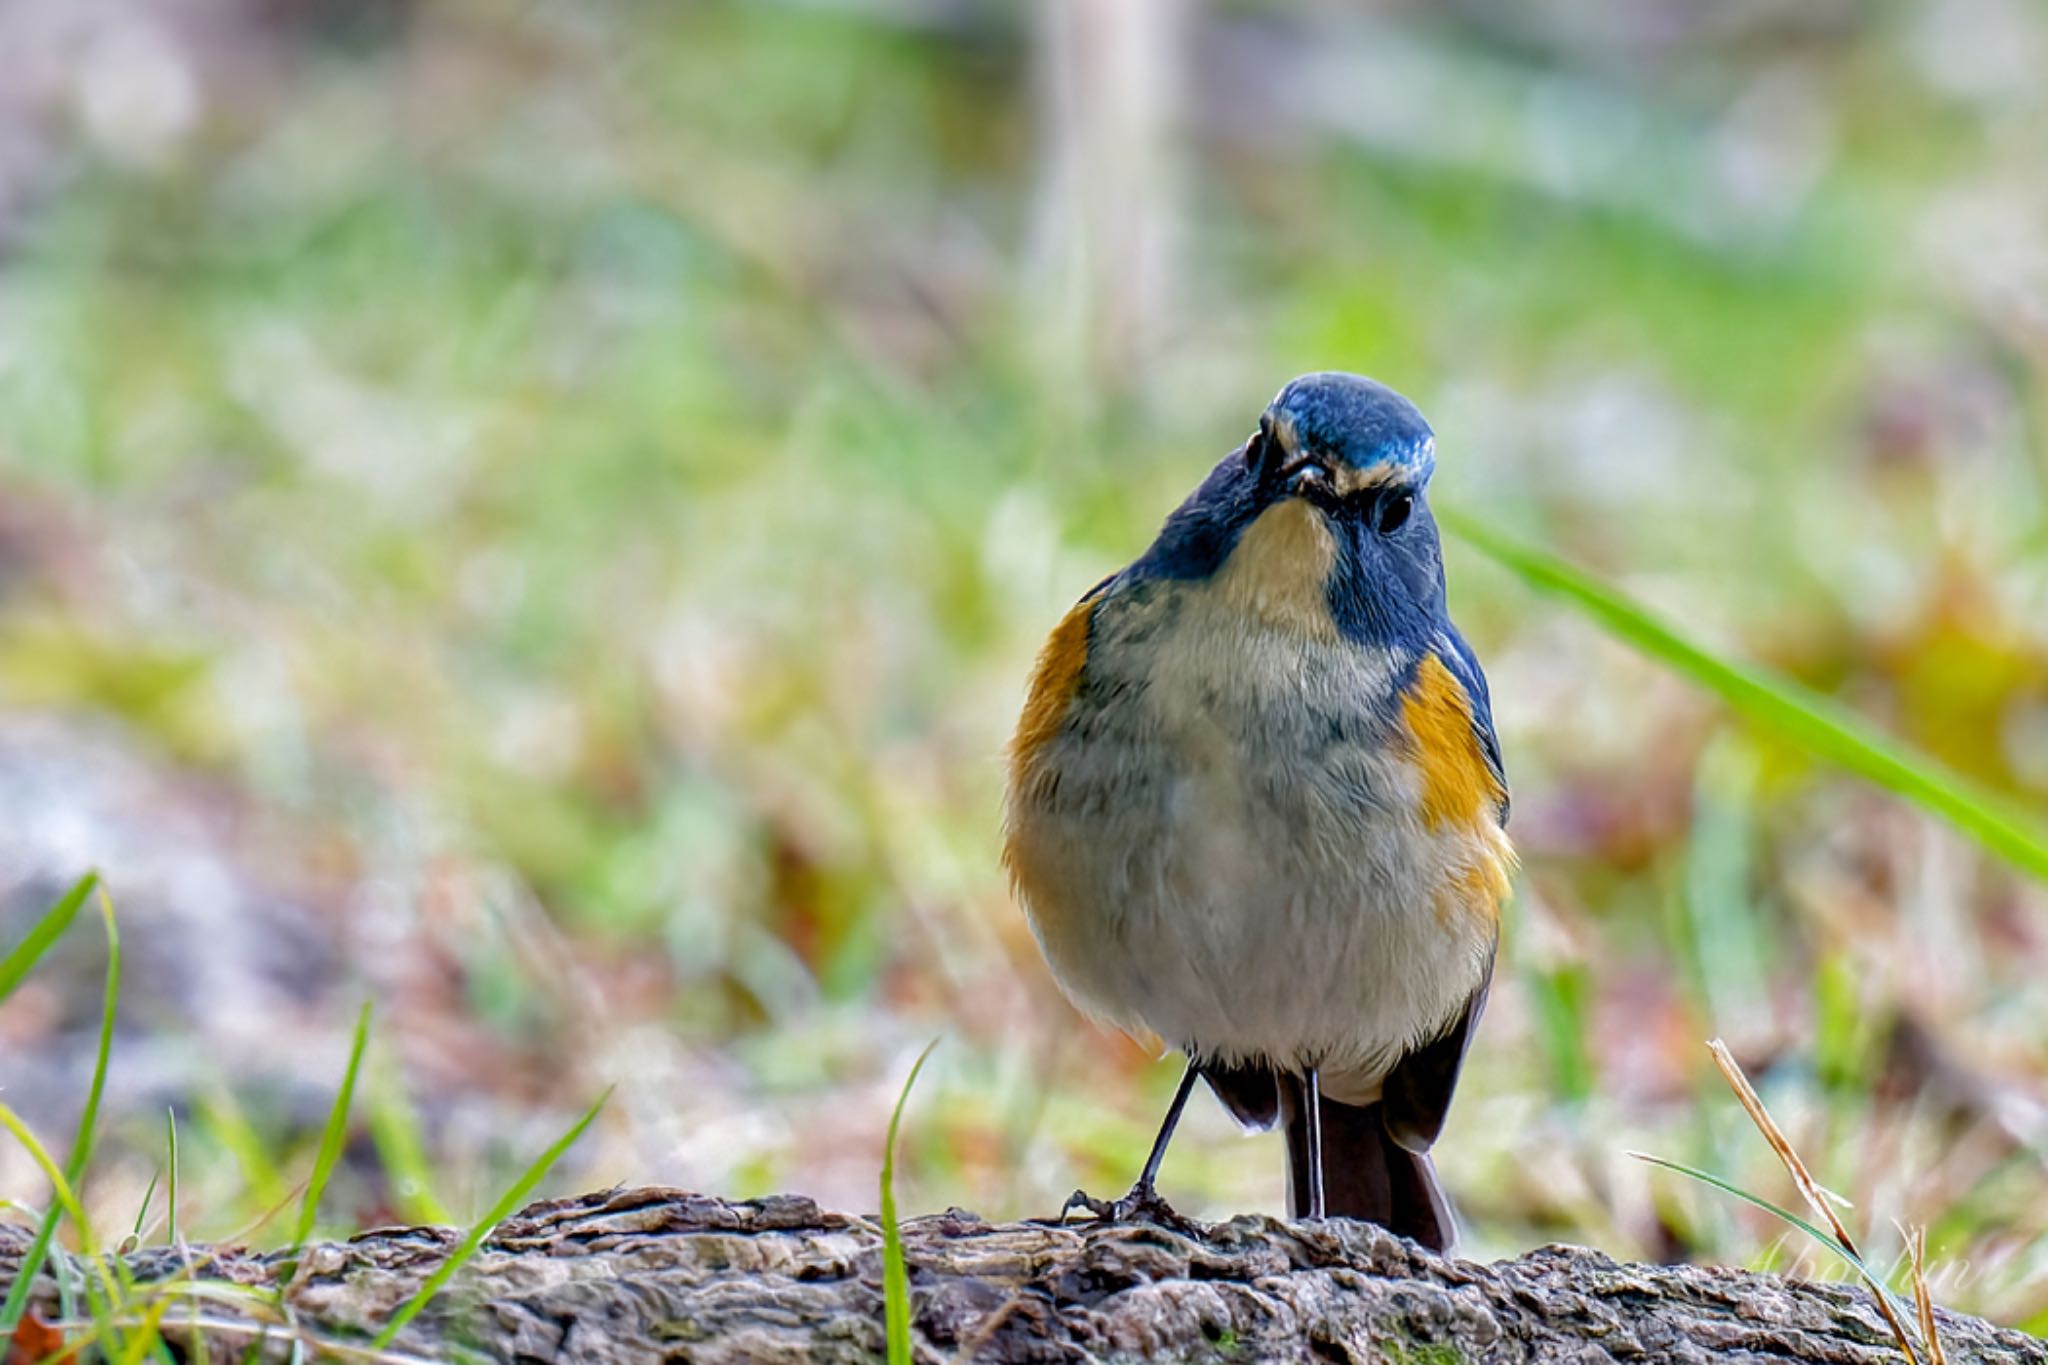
top-left (3, 1187), bottom-right (2041, 1363)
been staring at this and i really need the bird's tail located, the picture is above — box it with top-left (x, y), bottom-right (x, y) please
top-left (1281, 1088), bottom-right (1455, 1251)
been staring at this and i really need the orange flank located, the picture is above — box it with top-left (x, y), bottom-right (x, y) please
top-left (1403, 652), bottom-right (1514, 928)
top-left (1432, 844), bottom-right (1515, 928)
top-left (1402, 653), bottom-right (1507, 832)
top-left (1009, 596), bottom-right (1095, 781)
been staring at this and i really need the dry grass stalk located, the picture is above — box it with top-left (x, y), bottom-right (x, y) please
top-left (1906, 1223), bottom-right (1949, 1365)
top-left (1706, 1038), bottom-right (1926, 1365)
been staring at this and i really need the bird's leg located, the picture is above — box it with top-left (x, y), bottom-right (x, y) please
top-left (1051, 1060), bottom-right (1201, 1232)
top-left (1303, 1064), bottom-right (1326, 1219)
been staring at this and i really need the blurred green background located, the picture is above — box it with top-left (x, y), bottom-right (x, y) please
top-left (3, 0), bottom-right (2047, 1329)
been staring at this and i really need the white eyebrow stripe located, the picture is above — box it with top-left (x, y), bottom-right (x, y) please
top-left (1266, 420), bottom-right (1434, 492)
top-left (1267, 410), bottom-right (1302, 458)
top-left (1331, 464), bottom-right (1408, 494)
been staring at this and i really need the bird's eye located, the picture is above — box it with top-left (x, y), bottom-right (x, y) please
top-left (1376, 492), bottom-right (1413, 535)
top-left (1243, 429), bottom-right (1268, 473)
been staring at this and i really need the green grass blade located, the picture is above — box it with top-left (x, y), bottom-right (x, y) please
top-left (114, 1298), bottom-right (175, 1365)
top-left (0, 1103), bottom-right (125, 1339)
top-left (0, 1109), bottom-right (94, 1243)
top-left (1440, 509), bottom-right (2048, 882)
top-left (369, 1086), bottom-right (611, 1351)
top-left (1521, 962), bottom-right (1593, 1105)
top-left (131, 1168), bottom-right (162, 1241)
top-left (161, 1107), bottom-right (201, 1365)
top-left (368, 1052), bottom-right (453, 1226)
top-left (881, 1039), bottom-right (939, 1365)
top-left (282, 1001), bottom-right (373, 1283)
top-left (166, 1108), bottom-right (181, 1247)
top-left (0, 887), bottom-right (121, 1336)
top-left (199, 1086), bottom-right (289, 1213)
top-left (52, 1247), bottom-right (85, 1344)
top-left (1630, 1151), bottom-right (1922, 1331)
top-left (0, 871), bottom-right (96, 1004)
top-left (1630, 1151), bottom-right (1852, 1258)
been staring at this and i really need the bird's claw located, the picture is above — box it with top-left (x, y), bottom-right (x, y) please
top-left (1043, 1182), bottom-right (1201, 1234)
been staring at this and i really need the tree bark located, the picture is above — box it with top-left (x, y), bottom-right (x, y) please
top-left (3, 1187), bottom-right (2040, 1363)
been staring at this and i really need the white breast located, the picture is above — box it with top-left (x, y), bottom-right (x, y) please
top-left (1005, 574), bottom-right (1496, 1098)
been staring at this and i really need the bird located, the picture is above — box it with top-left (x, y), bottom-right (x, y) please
top-left (1002, 371), bottom-right (1513, 1250)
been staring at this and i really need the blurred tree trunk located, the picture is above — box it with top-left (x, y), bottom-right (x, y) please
top-left (1028, 0), bottom-right (1185, 405)
top-left (4, 1188), bottom-right (2041, 1363)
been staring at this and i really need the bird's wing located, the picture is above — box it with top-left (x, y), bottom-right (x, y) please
top-left (1201, 1060), bottom-right (1282, 1130)
top-left (1380, 954), bottom-right (1495, 1153)
top-left (1008, 573), bottom-right (1120, 785)
top-left (1379, 631), bottom-right (1509, 1151)
top-left (1435, 627), bottom-right (1509, 826)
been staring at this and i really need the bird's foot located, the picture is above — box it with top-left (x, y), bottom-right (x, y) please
top-left (1043, 1181), bottom-right (1201, 1234)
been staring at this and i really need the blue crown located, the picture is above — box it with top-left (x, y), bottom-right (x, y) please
top-left (1267, 373), bottom-right (1436, 483)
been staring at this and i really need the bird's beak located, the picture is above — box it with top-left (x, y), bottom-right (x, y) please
top-left (1249, 415), bottom-right (1335, 500)
top-left (1281, 458), bottom-right (1331, 497)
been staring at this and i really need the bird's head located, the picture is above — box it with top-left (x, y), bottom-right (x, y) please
top-left (1151, 371), bottom-right (1446, 647)
top-left (1250, 371), bottom-right (1436, 516)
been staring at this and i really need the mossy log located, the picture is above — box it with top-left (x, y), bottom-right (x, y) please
top-left (3, 1187), bottom-right (2042, 1362)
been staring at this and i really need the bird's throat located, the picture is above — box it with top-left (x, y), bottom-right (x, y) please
top-left (1214, 499), bottom-right (1340, 641)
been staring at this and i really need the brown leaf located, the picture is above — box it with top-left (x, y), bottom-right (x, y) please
top-left (3, 1311), bottom-right (75, 1365)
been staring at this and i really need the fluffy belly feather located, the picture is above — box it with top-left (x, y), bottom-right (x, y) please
top-left (1005, 579), bottom-right (1502, 1100)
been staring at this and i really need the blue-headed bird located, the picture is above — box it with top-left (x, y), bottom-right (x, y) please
top-left (1003, 372), bottom-right (1513, 1249)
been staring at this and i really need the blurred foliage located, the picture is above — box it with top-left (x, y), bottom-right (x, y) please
top-left (1, 0), bottom-right (2047, 1331)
